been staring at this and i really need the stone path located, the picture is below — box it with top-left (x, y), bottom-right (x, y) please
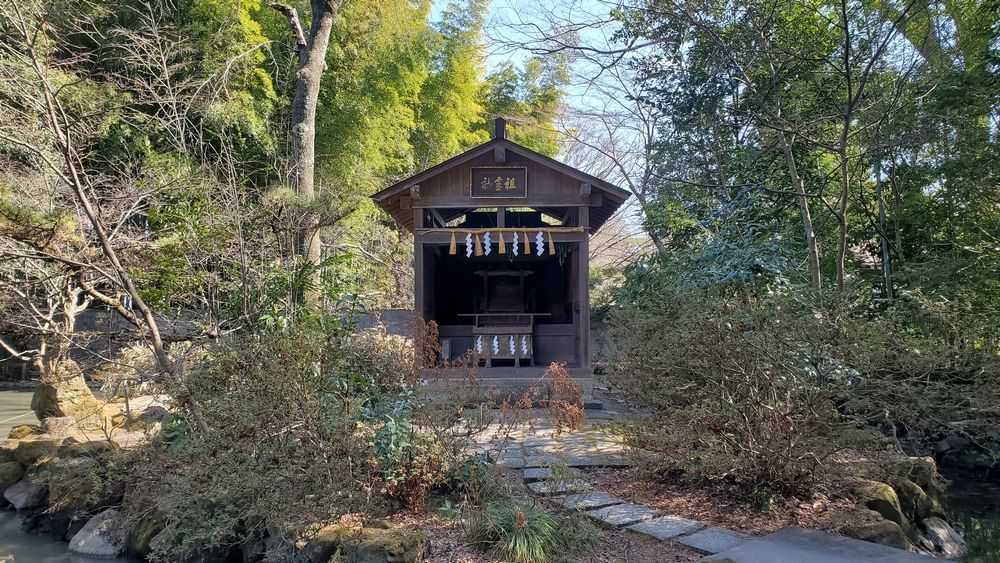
top-left (475, 409), bottom-right (938, 562)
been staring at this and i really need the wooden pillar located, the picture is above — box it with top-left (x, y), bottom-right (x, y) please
top-left (413, 208), bottom-right (425, 367)
top-left (578, 206), bottom-right (591, 371)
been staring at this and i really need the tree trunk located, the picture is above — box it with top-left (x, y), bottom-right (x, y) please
top-left (272, 1), bottom-right (342, 283)
top-left (835, 154), bottom-right (849, 291)
top-left (779, 133), bottom-right (822, 290)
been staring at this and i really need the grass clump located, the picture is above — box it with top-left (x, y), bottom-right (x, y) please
top-left (467, 503), bottom-right (557, 563)
top-left (456, 463), bottom-right (602, 563)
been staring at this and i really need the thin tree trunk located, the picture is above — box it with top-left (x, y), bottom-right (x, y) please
top-left (25, 45), bottom-right (212, 434)
top-left (779, 132), bottom-right (822, 290)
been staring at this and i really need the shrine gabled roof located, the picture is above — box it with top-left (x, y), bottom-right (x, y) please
top-left (371, 133), bottom-right (631, 233)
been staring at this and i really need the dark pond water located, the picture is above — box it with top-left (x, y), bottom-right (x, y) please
top-left (946, 470), bottom-right (1000, 562)
top-left (0, 511), bottom-right (126, 562)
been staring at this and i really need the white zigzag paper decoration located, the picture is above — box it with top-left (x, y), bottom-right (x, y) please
top-left (475, 336), bottom-right (483, 354)
top-left (465, 233), bottom-right (473, 257)
top-left (512, 232), bottom-right (519, 256)
top-left (492, 336), bottom-right (499, 355)
top-left (483, 231), bottom-right (492, 255)
top-left (521, 335), bottom-right (528, 355)
top-left (535, 231), bottom-right (545, 256)
top-left (509, 336), bottom-right (515, 355)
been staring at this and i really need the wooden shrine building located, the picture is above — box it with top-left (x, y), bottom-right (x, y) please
top-left (372, 118), bottom-right (629, 387)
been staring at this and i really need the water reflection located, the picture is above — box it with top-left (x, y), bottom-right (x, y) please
top-left (945, 469), bottom-right (1000, 563)
top-left (0, 391), bottom-right (35, 438)
top-left (0, 511), bottom-right (120, 562)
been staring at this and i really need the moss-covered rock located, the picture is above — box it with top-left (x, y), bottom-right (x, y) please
top-left (31, 360), bottom-right (105, 422)
top-left (305, 524), bottom-right (350, 563)
top-left (855, 481), bottom-right (906, 527)
top-left (896, 456), bottom-right (946, 499)
top-left (13, 437), bottom-right (64, 466)
top-left (336, 527), bottom-right (429, 563)
top-left (840, 519), bottom-right (910, 550)
top-left (0, 461), bottom-right (26, 491)
top-left (126, 510), bottom-right (165, 557)
top-left (58, 440), bottom-right (119, 459)
top-left (8, 424), bottom-right (41, 439)
top-left (305, 525), bottom-right (428, 563)
top-left (893, 478), bottom-right (923, 520)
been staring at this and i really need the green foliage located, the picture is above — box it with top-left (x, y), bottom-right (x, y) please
top-left (480, 55), bottom-right (570, 157)
top-left (316, 0), bottom-right (436, 195)
top-left (412, 0), bottom-right (493, 166)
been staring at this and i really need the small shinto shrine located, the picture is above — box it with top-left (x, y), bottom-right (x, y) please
top-left (372, 119), bottom-right (629, 387)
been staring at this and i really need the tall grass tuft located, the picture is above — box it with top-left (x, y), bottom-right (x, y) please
top-left (467, 503), bottom-right (557, 563)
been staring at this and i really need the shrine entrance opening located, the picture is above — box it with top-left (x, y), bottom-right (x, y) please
top-left (371, 118), bottom-right (629, 386)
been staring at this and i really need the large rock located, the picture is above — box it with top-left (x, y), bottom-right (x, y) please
top-left (894, 477), bottom-right (946, 522)
top-left (897, 457), bottom-right (947, 499)
top-left (338, 527), bottom-right (429, 563)
top-left (122, 405), bottom-right (172, 430)
top-left (304, 524), bottom-right (428, 563)
top-left (0, 461), bottom-right (25, 491)
top-left (69, 508), bottom-right (126, 558)
top-left (304, 524), bottom-right (350, 563)
top-left (855, 481), bottom-right (906, 527)
top-left (920, 516), bottom-right (968, 559)
top-left (31, 360), bottom-right (104, 422)
top-left (13, 437), bottom-right (63, 466)
top-left (840, 519), bottom-right (910, 550)
top-left (4, 478), bottom-right (46, 510)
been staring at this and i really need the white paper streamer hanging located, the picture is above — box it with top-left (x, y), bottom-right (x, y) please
top-left (521, 335), bottom-right (528, 355)
top-left (509, 336), bottom-right (515, 355)
top-left (483, 231), bottom-right (492, 255)
top-left (535, 231), bottom-right (545, 256)
top-left (465, 233), bottom-right (473, 257)
top-left (512, 232), bottom-right (519, 256)
top-left (492, 336), bottom-right (500, 355)
top-left (475, 335), bottom-right (483, 354)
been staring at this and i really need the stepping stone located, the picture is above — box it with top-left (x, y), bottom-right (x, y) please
top-left (523, 467), bottom-right (552, 482)
top-left (555, 491), bottom-right (626, 510)
top-left (704, 526), bottom-right (936, 562)
top-left (497, 454), bottom-right (526, 469)
top-left (627, 515), bottom-right (703, 540)
top-left (524, 455), bottom-right (563, 468)
top-left (677, 527), bottom-right (750, 554)
top-left (586, 503), bottom-right (660, 527)
top-left (527, 479), bottom-right (591, 496)
top-left (560, 453), bottom-right (632, 468)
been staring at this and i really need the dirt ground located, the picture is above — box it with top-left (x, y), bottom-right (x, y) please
top-left (387, 463), bottom-right (703, 563)
top-left (584, 466), bottom-right (881, 536)
top-left (392, 511), bottom-right (702, 563)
